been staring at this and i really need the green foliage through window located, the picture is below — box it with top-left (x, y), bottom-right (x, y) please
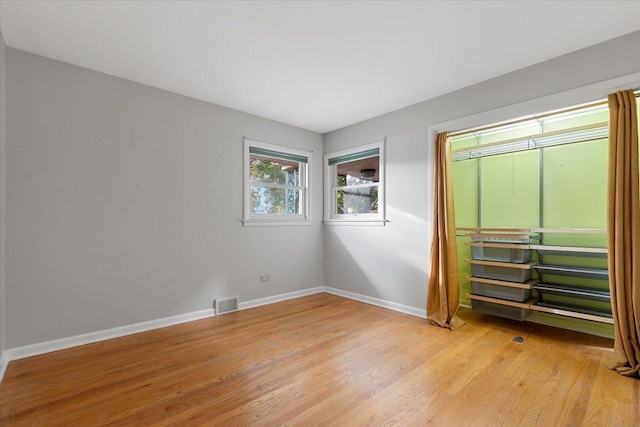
top-left (250, 157), bottom-right (300, 214)
top-left (336, 175), bottom-right (378, 214)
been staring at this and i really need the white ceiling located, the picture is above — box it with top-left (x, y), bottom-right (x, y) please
top-left (1, 1), bottom-right (640, 134)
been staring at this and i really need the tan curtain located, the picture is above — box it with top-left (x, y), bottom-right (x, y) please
top-left (427, 132), bottom-right (464, 330)
top-left (605, 90), bottom-right (640, 377)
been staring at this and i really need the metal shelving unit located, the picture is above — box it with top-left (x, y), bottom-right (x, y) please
top-left (460, 227), bottom-right (613, 325)
top-left (534, 264), bottom-right (608, 280)
top-left (531, 229), bottom-right (611, 324)
top-left (533, 283), bottom-right (610, 302)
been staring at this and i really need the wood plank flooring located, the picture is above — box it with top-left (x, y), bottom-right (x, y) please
top-left (1, 293), bottom-right (638, 426)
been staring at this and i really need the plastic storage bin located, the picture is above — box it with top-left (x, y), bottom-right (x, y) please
top-left (470, 246), bottom-right (532, 263)
top-left (471, 279), bottom-right (531, 302)
top-left (471, 299), bottom-right (531, 321)
top-left (470, 233), bottom-right (538, 244)
top-left (470, 263), bottom-right (533, 283)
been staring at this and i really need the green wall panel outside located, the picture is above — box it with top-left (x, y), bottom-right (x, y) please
top-left (542, 139), bottom-right (608, 248)
top-left (480, 150), bottom-right (539, 228)
top-left (542, 109), bottom-right (608, 133)
top-left (452, 158), bottom-right (478, 306)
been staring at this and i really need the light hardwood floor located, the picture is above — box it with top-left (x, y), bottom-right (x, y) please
top-left (1, 293), bottom-right (638, 426)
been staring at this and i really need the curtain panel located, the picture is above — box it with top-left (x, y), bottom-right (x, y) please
top-left (427, 132), bottom-right (464, 330)
top-left (605, 89), bottom-right (640, 377)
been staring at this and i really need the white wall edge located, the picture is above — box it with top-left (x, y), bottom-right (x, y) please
top-left (324, 286), bottom-right (427, 319)
top-left (239, 286), bottom-right (325, 310)
top-left (0, 351), bottom-right (8, 382)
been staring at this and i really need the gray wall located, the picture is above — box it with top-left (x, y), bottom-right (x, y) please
top-left (0, 31), bottom-right (6, 356)
top-left (3, 29), bottom-right (640, 351)
top-left (5, 49), bottom-right (324, 348)
top-left (323, 31), bottom-right (640, 310)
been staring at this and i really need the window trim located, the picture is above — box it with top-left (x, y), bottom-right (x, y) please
top-left (323, 140), bottom-right (386, 226)
top-left (243, 138), bottom-right (312, 226)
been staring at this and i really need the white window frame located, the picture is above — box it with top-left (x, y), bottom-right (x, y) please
top-left (324, 140), bottom-right (386, 226)
top-left (243, 138), bottom-right (312, 227)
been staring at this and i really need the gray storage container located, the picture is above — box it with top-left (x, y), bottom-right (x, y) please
top-left (470, 234), bottom-right (538, 244)
top-left (470, 263), bottom-right (532, 283)
top-left (471, 299), bottom-right (531, 321)
top-left (471, 246), bottom-right (532, 263)
top-left (471, 280), bottom-right (531, 302)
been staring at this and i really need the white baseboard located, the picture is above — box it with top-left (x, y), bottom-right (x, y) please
top-left (0, 287), bottom-right (326, 383)
top-left (0, 285), bottom-right (417, 383)
top-left (239, 286), bottom-right (325, 310)
top-left (4, 308), bottom-right (217, 367)
top-left (324, 286), bottom-right (427, 319)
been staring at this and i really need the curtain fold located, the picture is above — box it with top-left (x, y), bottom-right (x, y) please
top-left (427, 132), bottom-right (464, 330)
top-left (605, 90), bottom-right (640, 377)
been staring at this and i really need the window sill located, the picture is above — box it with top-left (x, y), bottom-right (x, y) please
top-left (323, 219), bottom-right (387, 227)
top-left (242, 219), bottom-right (313, 227)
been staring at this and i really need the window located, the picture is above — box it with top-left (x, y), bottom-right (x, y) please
top-left (324, 140), bottom-right (385, 225)
top-left (243, 138), bottom-right (311, 226)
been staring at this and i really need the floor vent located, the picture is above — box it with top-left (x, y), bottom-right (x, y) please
top-left (214, 296), bottom-right (239, 315)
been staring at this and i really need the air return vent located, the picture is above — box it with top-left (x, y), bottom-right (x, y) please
top-left (214, 296), bottom-right (239, 315)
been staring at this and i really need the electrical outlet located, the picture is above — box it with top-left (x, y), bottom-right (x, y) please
top-left (260, 275), bottom-right (270, 282)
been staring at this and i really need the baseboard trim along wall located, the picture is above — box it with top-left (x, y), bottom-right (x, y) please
top-left (324, 287), bottom-right (428, 319)
top-left (5, 308), bottom-right (217, 364)
top-left (238, 287), bottom-right (325, 311)
top-left (0, 286), bottom-right (423, 383)
top-left (0, 286), bottom-right (327, 382)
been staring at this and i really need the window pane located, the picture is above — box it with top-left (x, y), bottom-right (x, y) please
top-left (251, 186), bottom-right (300, 214)
top-left (336, 155), bottom-right (379, 186)
top-left (250, 155), bottom-right (300, 186)
top-left (336, 186), bottom-right (378, 214)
